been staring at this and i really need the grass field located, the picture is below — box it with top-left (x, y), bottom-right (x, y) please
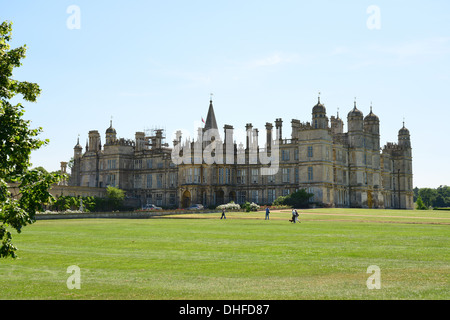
top-left (0, 208), bottom-right (448, 300)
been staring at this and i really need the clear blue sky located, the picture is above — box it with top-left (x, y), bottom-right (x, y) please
top-left (2, 0), bottom-right (449, 188)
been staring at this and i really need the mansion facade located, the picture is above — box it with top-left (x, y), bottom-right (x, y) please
top-left (68, 96), bottom-right (414, 209)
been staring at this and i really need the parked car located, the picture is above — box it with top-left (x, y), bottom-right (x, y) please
top-left (142, 204), bottom-right (162, 210)
top-left (187, 204), bottom-right (204, 210)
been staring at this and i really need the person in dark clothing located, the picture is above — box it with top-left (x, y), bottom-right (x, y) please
top-left (294, 209), bottom-right (300, 223)
top-left (221, 208), bottom-right (226, 219)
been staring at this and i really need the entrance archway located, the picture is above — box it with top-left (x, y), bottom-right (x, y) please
top-left (215, 190), bottom-right (225, 205)
top-left (228, 191), bottom-right (236, 203)
top-left (182, 190), bottom-right (191, 208)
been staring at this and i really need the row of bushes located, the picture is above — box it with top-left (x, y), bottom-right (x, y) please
top-left (216, 201), bottom-right (260, 212)
top-left (216, 189), bottom-right (314, 212)
top-left (46, 186), bottom-right (127, 212)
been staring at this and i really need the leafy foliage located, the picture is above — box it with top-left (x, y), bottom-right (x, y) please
top-left (0, 21), bottom-right (61, 258)
top-left (241, 202), bottom-right (260, 212)
top-left (413, 185), bottom-right (450, 209)
top-left (47, 188), bottom-right (126, 213)
top-left (273, 189), bottom-right (313, 208)
top-left (106, 186), bottom-right (125, 209)
top-left (216, 201), bottom-right (241, 211)
top-left (415, 196), bottom-right (427, 210)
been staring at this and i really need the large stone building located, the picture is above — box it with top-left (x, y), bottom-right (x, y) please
top-left (68, 96), bottom-right (414, 209)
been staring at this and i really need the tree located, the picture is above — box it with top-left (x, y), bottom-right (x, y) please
top-left (436, 185), bottom-right (450, 207)
top-left (418, 188), bottom-right (438, 208)
top-left (415, 196), bottom-right (427, 210)
top-left (0, 21), bottom-right (61, 258)
top-left (106, 186), bottom-right (125, 210)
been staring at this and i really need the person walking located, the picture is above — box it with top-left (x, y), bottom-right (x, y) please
top-left (221, 208), bottom-right (226, 219)
top-left (291, 208), bottom-right (297, 223)
top-left (265, 206), bottom-right (270, 220)
top-left (294, 209), bottom-right (300, 223)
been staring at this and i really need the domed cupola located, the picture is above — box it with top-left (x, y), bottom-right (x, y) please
top-left (106, 120), bottom-right (116, 134)
top-left (364, 104), bottom-right (379, 122)
top-left (398, 121), bottom-right (411, 148)
top-left (399, 122), bottom-right (410, 136)
top-left (348, 99), bottom-right (364, 118)
top-left (312, 93), bottom-right (328, 129)
top-left (347, 98), bottom-right (364, 132)
top-left (105, 119), bottom-right (117, 145)
top-left (364, 103), bottom-right (380, 136)
top-left (312, 96), bottom-right (326, 115)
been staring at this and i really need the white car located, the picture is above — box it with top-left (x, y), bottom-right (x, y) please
top-left (188, 204), bottom-right (204, 210)
top-left (142, 204), bottom-right (162, 210)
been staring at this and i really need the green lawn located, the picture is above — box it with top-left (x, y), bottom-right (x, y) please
top-left (0, 208), bottom-right (448, 300)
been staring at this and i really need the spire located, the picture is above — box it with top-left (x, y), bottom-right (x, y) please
top-left (204, 96), bottom-right (218, 131)
top-left (74, 135), bottom-right (82, 149)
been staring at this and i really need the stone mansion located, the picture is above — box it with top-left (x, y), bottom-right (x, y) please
top-left (67, 96), bottom-right (414, 209)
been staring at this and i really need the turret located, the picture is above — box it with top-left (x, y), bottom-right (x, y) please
top-left (330, 109), bottom-right (344, 135)
top-left (105, 120), bottom-right (117, 145)
top-left (347, 99), bottom-right (364, 148)
top-left (364, 104), bottom-right (380, 136)
top-left (74, 136), bottom-right (83, 159)
top-left (398, 122), bottom-right (411, 149)
top-left (312, 95), bottom-right (328, 129)
top-left (347, 99), bottom-right (364, 132)
top-left (364, 104), bottom-right (380, 150)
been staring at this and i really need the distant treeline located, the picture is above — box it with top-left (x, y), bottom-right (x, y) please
top-left (413, 186), bottom-right (450, 209)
